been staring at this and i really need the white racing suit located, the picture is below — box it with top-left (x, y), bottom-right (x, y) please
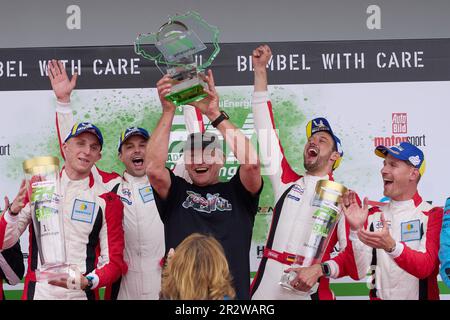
top-left (345, 194), bottom-right (442, 300)
top-left (250, 91), bottom-right (358, 300)
top-left (0, 170), bottom-right (127, 300)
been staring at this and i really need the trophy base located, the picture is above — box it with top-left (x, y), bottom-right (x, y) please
top-left (35, 263), bottom-right (72, 282)
top-left (279, 268), bottom-right (319, 296)
top-left (165, 77), bottom-right (208, 106)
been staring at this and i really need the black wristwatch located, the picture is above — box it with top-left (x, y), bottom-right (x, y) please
top-left (211, 111), bottom-right (229, 128)
top-left (320, 262), bottom-right (331, 277)
top-left (84, 276), bottom-right (94, 292)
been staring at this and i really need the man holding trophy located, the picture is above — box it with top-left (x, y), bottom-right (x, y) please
top-left (250, 45), bottom-right (358, 300)
top-left (138, 12), bottom-right (263, 300)
top-left (146, 43), bottom-right (263, 300)
top-left (0, 124), bottom-right (127, 300)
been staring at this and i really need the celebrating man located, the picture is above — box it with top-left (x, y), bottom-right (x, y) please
top-left (0, 123), bottom-right (127, 300)
top-left (250, 45), bottom-right (358, 300)
top-left (147, 70), bottom-right (263, 300)
top-left (342, 142), bottom-right (442, 299)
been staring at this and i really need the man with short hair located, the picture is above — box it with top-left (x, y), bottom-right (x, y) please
top-left (147, 71), bottom-right (263, 300)
top-left (0, 122), bottom-right (127, 300)
top-left (48, 60), bottom-right (122, 192)
top-left (250, 45), bottom-right (357, 300)
top-left (342, 142), bottom-right (443, 300)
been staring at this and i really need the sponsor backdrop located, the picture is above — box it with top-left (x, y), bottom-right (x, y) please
top-left (1, 39), bottom-right (449, 299)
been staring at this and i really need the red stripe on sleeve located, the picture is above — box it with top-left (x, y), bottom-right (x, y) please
top-left (95, 193), bottom-right (127, 288)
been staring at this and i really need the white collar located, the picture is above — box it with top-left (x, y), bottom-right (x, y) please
top-left (61, 169), bottom-right (90, 188)
top-left (123, 171), bottom-right (148, 184)
top-left (389, 198), bottom-right (415, 208)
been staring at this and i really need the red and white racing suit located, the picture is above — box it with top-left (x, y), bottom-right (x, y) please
top-left (0, 170), bottom-right (127, 300)
top-left (345, 193), bottom-right (443, 300)
top-left (56, 101), bottom-right (202, 299)
top-left (250, 91), bottom-right (358, 300)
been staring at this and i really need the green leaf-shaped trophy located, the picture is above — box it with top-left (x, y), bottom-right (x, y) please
top-left (135, 11), bottom-right (220, 106)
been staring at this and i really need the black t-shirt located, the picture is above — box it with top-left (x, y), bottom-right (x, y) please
top-left (153, 167), bottom-right (262, 300)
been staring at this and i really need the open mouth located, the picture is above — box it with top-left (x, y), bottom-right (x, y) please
top-left (194, 167), bottom-right (209, 174)
top-left (383, 179), bottom-right (394, 187)
top-left (307, 147), bottom-right (319, 158)
top-left (132, 157), bottom-right (144, 166)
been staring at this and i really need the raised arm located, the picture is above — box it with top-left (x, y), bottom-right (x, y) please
top-left (145, 75), bottom-right (177, 200)
top-left (191, 70), bottom-right (262, 194)
top-left (252, 45), bottom-right (299, 199)
top-left (48, 60), bottom-right (78, 158)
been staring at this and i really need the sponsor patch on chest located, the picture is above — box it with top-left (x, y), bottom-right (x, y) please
top-left (291, 184), bottom-right (305, 195)
top-left (287, 184), bottom-right (304, 202)
top-left (119, 188), bottom-right (133, 205)
top-left (287, 194), bottom-right (300, 202)
top-left (401, 219), bottom-right (421, 242)
top-left (139, 186), bottom-right (154, 203)
top-left (71, 199), bottom-right (96, 223)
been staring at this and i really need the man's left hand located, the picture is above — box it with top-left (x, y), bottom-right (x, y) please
top-left (357, 213), bottom-right (396, 251)
top-left (284, 264), bottom-right (323, 292)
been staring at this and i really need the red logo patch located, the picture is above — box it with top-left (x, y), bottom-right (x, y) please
top-left (392, 113), bottom-right (407, 134)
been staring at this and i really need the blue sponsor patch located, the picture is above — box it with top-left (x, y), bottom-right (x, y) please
top-left (287, 194), bottom-right (300, 202)
top-left (401, 219), bottom-right (421, 242)
top-left (71, 199), bottom-right (95, 224)
top-left (139, 186), bottom-right (154, 203)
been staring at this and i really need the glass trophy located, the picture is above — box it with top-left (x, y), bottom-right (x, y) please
top-left (279, 180), bottom-right (348, 295)
top-left (134, 11), bottom-right (220, 106)
top-left (23, 156), bottom-right (72, 282)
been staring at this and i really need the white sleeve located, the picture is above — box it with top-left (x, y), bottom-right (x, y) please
top-left (252, 91), bottom-right (299, 200)
top-left (55, 100), bottom-right (75, 157)
top-left (182, 105), bottom-right (203, 135)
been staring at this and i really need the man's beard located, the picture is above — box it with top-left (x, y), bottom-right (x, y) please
top-left (303, 151), bottom-right (331, 174)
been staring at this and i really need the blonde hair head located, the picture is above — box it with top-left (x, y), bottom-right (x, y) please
top-left (161, 233), bottom-right (236, 300)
